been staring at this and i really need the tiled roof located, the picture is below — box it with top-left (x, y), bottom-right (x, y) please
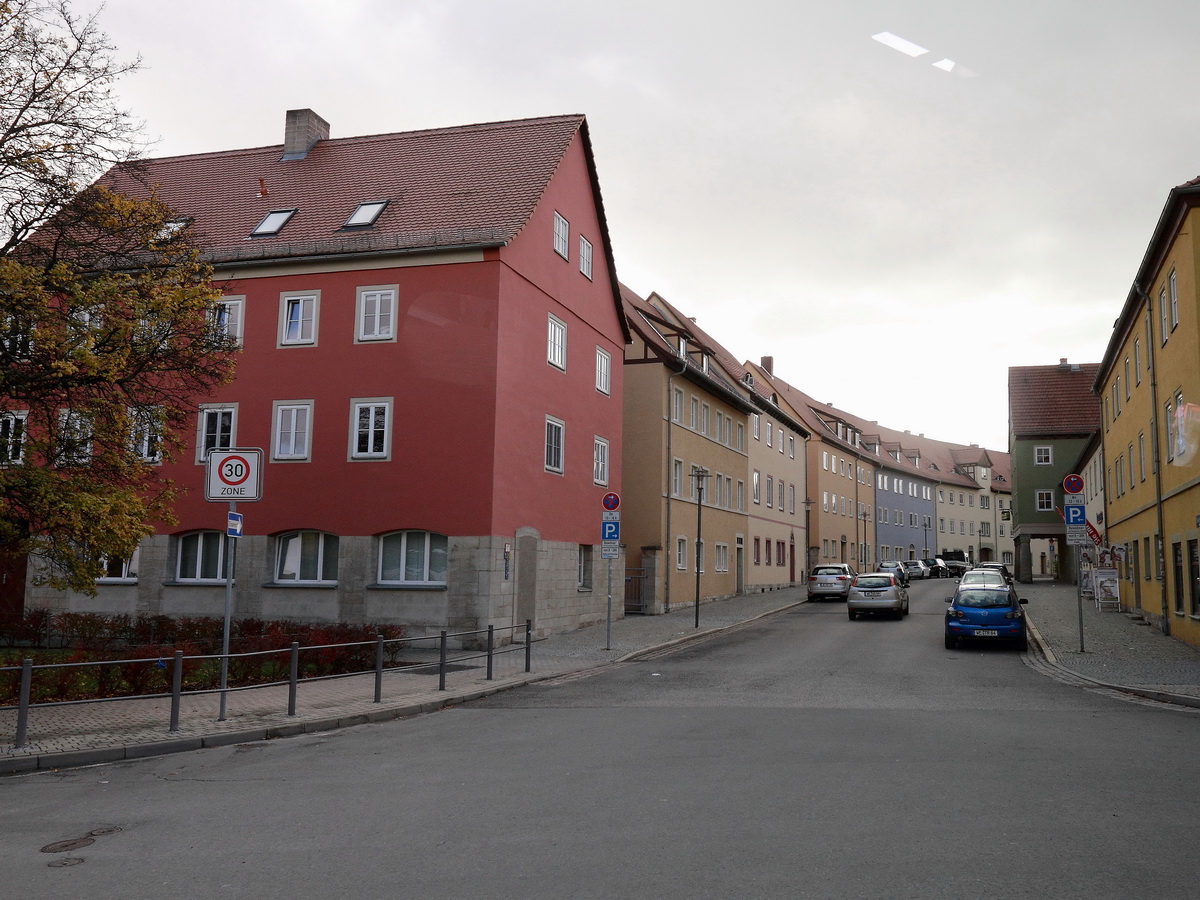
top-left (101, 115), bottom-right (587, 264)
top-left (1008, 362), bottom-right (1101, 438)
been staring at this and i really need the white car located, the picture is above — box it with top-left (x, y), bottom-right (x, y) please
top-left (902, 559), bottom-right (930, 580)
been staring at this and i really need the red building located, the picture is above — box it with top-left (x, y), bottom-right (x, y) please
top-left (30, 110), bottom-right (628, 640)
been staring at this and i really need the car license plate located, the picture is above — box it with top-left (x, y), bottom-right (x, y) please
top-left (975, 629), bottom-right (999, 637)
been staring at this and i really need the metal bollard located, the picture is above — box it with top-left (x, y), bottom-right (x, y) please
top-left (486, 625), bottom-right (494, 680)
top-left (15, 659), bottom-right (32, 749)
top-left (287, 642), bottom-right (299, 716)
top-left (438, 631), bottom-right (448, 691)
top-left (169, 650), bottom-right (184, 733)
top-left (374, 634), bottom-right (384, 703)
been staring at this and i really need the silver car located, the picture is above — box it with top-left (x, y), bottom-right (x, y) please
top-left (902, 559), bottom-right (930, 580)
top-left (847, 572), bottom-right (909, 620)
top-left (808, 564), bottom-right (857, 600)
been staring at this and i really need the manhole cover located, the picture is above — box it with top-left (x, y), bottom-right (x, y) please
top-left (88, 826), bottom-right (122, 836)
top-left (41, 837), bottom-right (94, 853)
top-left (48, 858), bottom-right (85, 867)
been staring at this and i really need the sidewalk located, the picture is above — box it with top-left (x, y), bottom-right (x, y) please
top-left (5, 579), bottom-right (1200, 774)
top-left (0, 589), bottom-right (807, 775)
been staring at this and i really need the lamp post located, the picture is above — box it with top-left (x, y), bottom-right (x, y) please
top-left (803, 497), bottom-right (814, 580)
top-left (691, 466), bottom-right (709, 628)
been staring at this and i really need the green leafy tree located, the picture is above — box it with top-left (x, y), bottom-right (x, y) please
top-left (0, 1), bottom-right (236, 592)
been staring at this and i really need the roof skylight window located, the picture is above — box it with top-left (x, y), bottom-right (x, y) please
top-left (251, 208), bottom-right (296, 237)
top-left (344, 201), bottom-right (387, 228)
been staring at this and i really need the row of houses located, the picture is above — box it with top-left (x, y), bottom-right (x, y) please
top-left (1009, 172), bottom-right (1200, 648)
top-left (6, 110), bottom-right (1012, 641)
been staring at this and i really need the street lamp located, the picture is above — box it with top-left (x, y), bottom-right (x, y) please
top-left (802, 497), bottom-right (814, 579)
top-left (691, 466), bottom-right (709, 629)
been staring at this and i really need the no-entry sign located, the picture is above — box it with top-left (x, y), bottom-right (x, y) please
top-left (205, 448), bottom-right (263, 502)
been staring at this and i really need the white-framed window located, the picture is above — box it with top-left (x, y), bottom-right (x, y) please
top-left (1169, 269), bottom-right (1178, 329)
top-left (789, 436), bottom-right (795, 458)
top-left (593, 437), bottom-right (609, 485)
top-left (690, 397), bottom-right (699, 429)
top-left (547, 315), bottom-right (567, 370)
top-left (197, 404), bottom-right (236, 461)
top-left (1160, 286), bottom-right (1169, 344)
top-left (736, 422), bottom-right (745, 450)
top-left (351, 399), bottom-right (391, 459)
top-left (177, 531), bottom-right (226, 581)
top-left (753, 414), bottom-right (760, 440)
top-left (1036, 490), bottom-right (1053, 511)
top-left (379, 530), bottom-right (447, 585)
top-left (939, 518), bottom-right (945, 532)
top-left (737, 480), bottom-right (745, 510)
top-left (766, 421), bottom-right (773, 447)
top-left (344, 201), bottom-right (388, 228)
top-left (673, 458), bottom-right (684, 496)
top-left (753, 470), bottom-right (761, 504)
top-left (273, 402), bottom-right (312, 460)
top-left (97, 547), bottom-right (140, 582)
top-left (715, 543), bottom-right (729, 573)
top-left (129, 406), bottom-right (162, 463)
top-left (778, 480), bottom-right (785, 510)
top-left (676, 536), bottom-right (687, 570)
top-left (279, 292), bottom-right (318, 346)
top-left (789, 485), bottom-right (796, 514)
top-left (251, 208), bottom-right (295, 237)
top-left (55, 409), bottom-right (92, 466)
top-left (276, 530), bottom-right (339, 583)
top-left (553, 212), bottom-right (569, 259)
top-left (212, 297), bottom-right (244, 346)
top-left (672, 387), bottom-right (684, 422)
top-left (545, 416), bottom-right (564, 473)
top-left (0, 411), bottom-right (28, 463)
top-left (579, 235), bottom-right (593, 279)
top-left (701, 404), bottom-right (710, 435)
top-left (356, 286), bottom-right (396, 342)
top-left (595, 347), bottom-right (611, 394)
top-left (766, 475), bottom-right (774, 507)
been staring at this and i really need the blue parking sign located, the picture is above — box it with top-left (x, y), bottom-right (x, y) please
top-left (1064, 505), bottom-right (1086, 525)
top-left (601, 521), bottom-right (620, 541)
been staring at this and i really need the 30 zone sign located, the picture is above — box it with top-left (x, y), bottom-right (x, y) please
top-left (205, 449), bottom-right (263, 502)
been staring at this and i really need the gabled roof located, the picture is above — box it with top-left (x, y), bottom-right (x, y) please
top-left (1008, 362), bottom-right (1101, 439)
top-left (101, 114), bottom-right (591, 264)
top-left (620, 284), bottom-right (756, 414)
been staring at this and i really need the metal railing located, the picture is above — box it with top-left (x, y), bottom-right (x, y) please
top-left (3, 620), bottom-right (533, 749)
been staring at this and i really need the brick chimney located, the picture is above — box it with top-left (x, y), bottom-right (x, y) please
top-left (760, 356), bottom-right (774, 375)
top-left (282, 109), bottom-right (330, 161)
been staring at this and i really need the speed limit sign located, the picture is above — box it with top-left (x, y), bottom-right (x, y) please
top-left (205, 448), bottom-right (264, 502)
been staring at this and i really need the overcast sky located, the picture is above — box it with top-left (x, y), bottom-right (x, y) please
top-left (76, 0), bottom-right (1200, 451)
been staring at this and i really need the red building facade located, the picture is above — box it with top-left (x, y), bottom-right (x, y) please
top-left (29, 111), bottom-right (627, 640)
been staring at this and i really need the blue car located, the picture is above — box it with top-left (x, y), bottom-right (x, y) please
top-left (944, 584), bottom-right (1028, 650)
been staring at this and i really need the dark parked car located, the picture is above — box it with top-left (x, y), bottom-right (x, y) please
top-left (944, 559), bottom-right (970, 578)
top-left (975, 561), bottom-right (1014, 583)
top-left (945, 583), bottom-right (1028, 650)
top-left (808, 564), bottom-right (857, 600)
top-left (923, 558), bottom-right (949, 578)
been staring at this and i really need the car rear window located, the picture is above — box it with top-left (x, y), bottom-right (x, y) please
top-left (813, 566), bottom-right (844, 575)
top-left (856, 576), bottom-right (892, 588)
top-left (955, 590), bottom-right (1012, 608)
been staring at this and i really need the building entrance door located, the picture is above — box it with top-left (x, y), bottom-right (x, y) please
top-left (0, 548), bottom-right (26, 621)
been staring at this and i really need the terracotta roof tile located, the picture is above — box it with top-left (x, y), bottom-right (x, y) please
top-left (101, 115), bottom-right (586, 262)
top-left (1008, 363), bottom-right (1101, 438)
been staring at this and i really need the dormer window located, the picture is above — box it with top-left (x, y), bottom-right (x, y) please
top-left (344, 201), bottom-right (387, 228)
top-left (251, 209), bottom-right (296, 237)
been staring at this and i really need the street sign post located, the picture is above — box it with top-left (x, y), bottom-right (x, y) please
top-left (601, 493), bottom-right (621, 648)
top-left (1063, 473), bottom-right (1084, 494)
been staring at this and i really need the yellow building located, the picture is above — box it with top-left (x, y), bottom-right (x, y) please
top-left (620, 286), bottom-right (757, 614)
top-left (1096, 177), bottom-right (1200, 643)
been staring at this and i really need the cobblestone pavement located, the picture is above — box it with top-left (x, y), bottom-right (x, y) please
top-left (5, 579), bottom-right (1200, 774)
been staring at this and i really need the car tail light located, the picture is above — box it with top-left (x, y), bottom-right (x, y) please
top-left (1005, 609), bottom-right (1024, 619)
top-left (808, 575), bottom-right (817, 582)
top-left (946, 609), bottom-right (964, 619)
top-left (837, 576), bottom-right (848, 581)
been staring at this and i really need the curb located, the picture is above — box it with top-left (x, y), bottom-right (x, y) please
top-left (1025, 614), bottom-right (1200, 711)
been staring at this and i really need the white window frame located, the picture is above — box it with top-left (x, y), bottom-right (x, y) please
top-left (378, 530), bottom-right (448, 585)
top-left (593, 436), bottom-right (609, 486)
top-left (273, 401), bottom-right (312, 460)
top-left (579, 235), bottom-right (593, 279)
top-left (673, 458), bottom-right (684, 496)
top-left (177, 531), bottom-right (226, 581)
top-left (196, 404), bottom-right (237, 462)
top-left (351, 398), bottom-right (391, 460)
top-left (213, 297), bottom-right (244, 346)
top-left (545, 416), bottom-right (565, 474)
top-left (356, 286), bottom-right (397, 342)
top-left (715, 543), bottom-right (729, 573)
top-left (1036, 490), bottom-right (1054, 512)
top-left (595, 347), bottom-right (611, 394)
top-left (276, 530), bottom-right (339, 584)
top-left (55, 409), bottom-right (92, 466)
top-left (0, 411), bottom-right (28, 463)
top-left (553, 212), bottom-right (569, 259)
top-left (676, 536), bottom-right (688, 570)
top-left (547, 315), bottom-right (567, 370)
top-left (279, 291), bottom-right (319, 346)
top-left (129, 406), bottom-right (162, 463)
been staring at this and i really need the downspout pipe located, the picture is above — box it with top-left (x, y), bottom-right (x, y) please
top-left (1137, 286), bottom-right (1171, 635)
top-left (664, 358), bottom-right (688, 613)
